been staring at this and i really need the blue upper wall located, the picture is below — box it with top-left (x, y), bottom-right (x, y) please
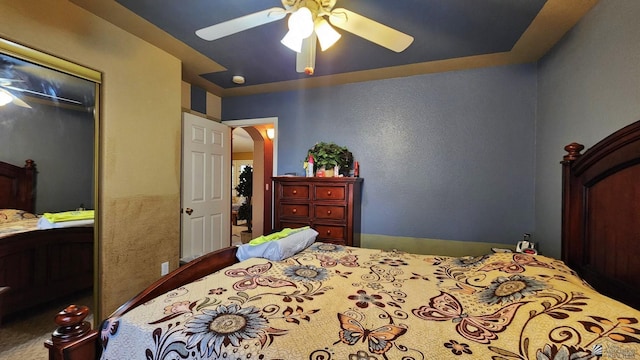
top-left (223, 64), bottom-right (537, 245)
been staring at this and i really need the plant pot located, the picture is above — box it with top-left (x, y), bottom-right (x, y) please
top-left (317, 166), bottom-right (334, 177)
top-left (240, 230), bottom-right (252, 244)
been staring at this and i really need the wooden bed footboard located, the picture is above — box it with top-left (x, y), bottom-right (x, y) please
top-left (0, 227), bottom-right (94, 322)
top-left (46, 246), bottom-right (239, 360)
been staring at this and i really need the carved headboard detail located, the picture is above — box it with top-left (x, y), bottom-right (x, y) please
top-left (0, 159), bottom-right (36, 213)
top-left (561, 120), bottom-right (640, 309)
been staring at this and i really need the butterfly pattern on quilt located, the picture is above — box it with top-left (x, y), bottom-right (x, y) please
top-left (224, 262), bottom-right (295, 291)
top-left (335, 313), bottom-right (407, 357)
top-left (412, 291), bottom-right (525, 344)
top-left (315, 253), bottom-right (359, 267)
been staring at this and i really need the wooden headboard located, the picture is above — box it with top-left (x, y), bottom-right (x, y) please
top-left (561, 120), bottom-right (640, 309)
top-left (0, 159), bottom-right (36, 213)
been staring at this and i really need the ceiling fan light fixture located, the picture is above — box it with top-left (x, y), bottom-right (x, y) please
top-left (315, 18), bottom-right (341, 51)
top-left (300, 33), bottom-right (317, 75)
top-left (281, 31), bottom-right (304, 53)
top-left (288, 7), bottom-right (314, 39)
top-left (0, 89), bottom-right (13, 106)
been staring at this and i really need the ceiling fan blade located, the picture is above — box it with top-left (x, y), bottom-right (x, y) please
top-left (11, 95), bottom-right (32, 108)
top-left (296, 34), bottom-right (317, 74)
top-left (0, 77), bottom-right (24, 86)
top-left (196, 8), bottom-right (287, 41)
top-left (3, 85), bottom-right (82, 105)
top-left (0, 88), bottom-right (31, 108)
top-left (328, 8), bottom-right (413, 52)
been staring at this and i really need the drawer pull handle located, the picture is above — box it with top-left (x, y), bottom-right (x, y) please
top-left (327, 210), bottom-right (332, 215)
top-left (326, 230), bottom-right (331, 235)
top-left (292, 190), bottom-right (297, 194)
top-left (327, 191), bottom-right (332, 196)
top-left (292, 208), bottom-right (297, 214)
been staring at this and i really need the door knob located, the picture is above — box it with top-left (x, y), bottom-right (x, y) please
top-left (185, 208), bottom-right (193, 215)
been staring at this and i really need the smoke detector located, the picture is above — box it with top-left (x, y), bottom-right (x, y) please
top-left (232, 75), bottom-right (245, 85)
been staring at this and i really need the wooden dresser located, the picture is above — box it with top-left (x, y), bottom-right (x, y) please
top-left (272, 177), bottom-right (363, 247)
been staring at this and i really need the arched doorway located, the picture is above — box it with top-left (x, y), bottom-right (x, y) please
top-left (227, 117), bottom-right (277, 240)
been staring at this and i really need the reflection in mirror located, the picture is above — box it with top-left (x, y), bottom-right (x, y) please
top-left (0, 52), bottom-right (95, 212)
top-left (0, 38), bottom-right (100, 343)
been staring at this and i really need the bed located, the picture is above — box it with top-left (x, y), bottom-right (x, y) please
top-left (0, 159), bottom-right (94, 323)
top-left (46, 121), bottom-right (640, 359)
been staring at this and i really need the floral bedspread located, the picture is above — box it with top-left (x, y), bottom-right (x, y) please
top-left (0, 218), bottom-right (38, 239)
top-left (100, 243), bottom-right (640, 360)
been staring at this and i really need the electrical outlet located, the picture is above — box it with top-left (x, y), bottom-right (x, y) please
top-left (161, 262), bottom-right (169, 276)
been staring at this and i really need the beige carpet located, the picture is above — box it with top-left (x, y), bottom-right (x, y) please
top-left (0, 292), bottom-right (93, 360)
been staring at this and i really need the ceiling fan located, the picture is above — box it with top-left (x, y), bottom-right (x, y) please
top-left (0, 77), bottom-right (83, 108)
top-left (0, 78), bottom-right (31, 108)
top-left (195, 0), bottom-right (414, 76)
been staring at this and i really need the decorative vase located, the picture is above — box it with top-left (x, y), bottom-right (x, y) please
top-left (323, 167), bottom-right (334, 177)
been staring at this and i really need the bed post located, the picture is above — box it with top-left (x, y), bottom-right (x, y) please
top-left (44, 304), bottom-right (99, 360)
top-left (20, 159), bottom-right (36, 213)
top-left (560, 142), bottom-right (584, 266)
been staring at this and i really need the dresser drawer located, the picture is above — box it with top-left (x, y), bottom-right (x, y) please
top-left (280, 184), bottom-right (310, 200)
top-left (314, 205), bottom-right (345, 221)
top-left (279, 204), bottom-right (310, 218)
top-left (314, 224), bottom-right (346, 242)
top-left (314, 185), bottom-right (346, 201)
top-left (279, 221), bottom-right (311, 230)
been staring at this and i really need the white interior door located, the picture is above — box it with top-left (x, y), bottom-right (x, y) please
top-left (181, 112), bottom-right (231, 262)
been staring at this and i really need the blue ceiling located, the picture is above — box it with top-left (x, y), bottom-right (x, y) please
top-left (115, 0), bottom-right (547, 89)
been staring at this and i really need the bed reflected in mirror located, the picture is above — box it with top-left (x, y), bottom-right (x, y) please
top-left (0, 38), bottom-right (101, 328)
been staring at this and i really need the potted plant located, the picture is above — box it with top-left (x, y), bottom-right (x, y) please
top-left (306, 142), bottom-right (353, 176)
top-left (235, 165), bottom-right (253, 242)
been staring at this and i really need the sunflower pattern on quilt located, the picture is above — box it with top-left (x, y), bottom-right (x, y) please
top-left (100, 244), bottom-right (640, 360)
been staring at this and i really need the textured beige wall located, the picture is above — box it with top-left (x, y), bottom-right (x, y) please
top-left (206, 92), bottom-right (222, 119)
top-left (0, 0), bottom-right (182, 318)
top-left (181, 81), bottom-right (191, 110)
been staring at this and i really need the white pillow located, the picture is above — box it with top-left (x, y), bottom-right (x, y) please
top-left (236, 228), bottom-right (318, 261)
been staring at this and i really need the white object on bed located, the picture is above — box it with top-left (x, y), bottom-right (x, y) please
top-left (37, 217), bottom-right (94, 229)
top-left (236, 227), bottom-right (318, 261)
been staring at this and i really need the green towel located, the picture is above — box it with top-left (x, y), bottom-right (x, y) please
top-left (42, 210), bottom-right (94, 223)
top-left (248, 226), bottom-right (310, 246)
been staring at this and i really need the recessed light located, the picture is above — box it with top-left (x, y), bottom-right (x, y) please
top-left (232, 75), bottom-right (245, 85)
